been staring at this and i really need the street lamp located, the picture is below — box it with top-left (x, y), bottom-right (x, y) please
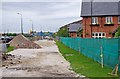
top-left (17, 13), bottom-right (23, 34)
top-left (30, 20), bottom-right (34, 32)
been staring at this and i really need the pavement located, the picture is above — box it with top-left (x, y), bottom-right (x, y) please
top-left (0, 40), bottom-right (84, 77)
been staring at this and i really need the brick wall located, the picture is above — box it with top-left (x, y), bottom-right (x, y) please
top-left (82, 16), bottom-right (120, 38)
top-left (69, 32), bottom-right (77, 38)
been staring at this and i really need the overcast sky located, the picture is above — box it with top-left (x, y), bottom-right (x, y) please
top-left (0, 0), bottom-right (82, 33)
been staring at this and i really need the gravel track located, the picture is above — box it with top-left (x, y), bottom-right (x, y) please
top-left (1, 40), bottom-right (81, 77)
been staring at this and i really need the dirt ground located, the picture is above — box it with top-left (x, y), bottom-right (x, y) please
top-left (0, 40), bottom-right (84, 77)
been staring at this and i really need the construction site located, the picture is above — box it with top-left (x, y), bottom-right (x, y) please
top-left (0, 34), bottom-right (83, 78)
top-left (1, 0), bottom-right (120, 78)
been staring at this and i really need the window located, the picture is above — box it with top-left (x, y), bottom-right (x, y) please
top-left (92, 32), bottom-right (106, 38)
top-left (92, 17), bottom-right (98, 24)
top-left (99, 33), bottom-right (101, 36)
top-left (118, 16), bottom-right (120, 24)
top-left (96, 33), bottom-right (98, 36)
top-left (106, 17), bottom-right (113, 24)
top-left (102, 33), bottom-right (105, 36)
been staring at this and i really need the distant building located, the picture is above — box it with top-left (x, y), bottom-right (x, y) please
top-left (68, 20), bottom-right (83, 37)
top-left (33, 31), bottom-right (53, 40)
top-left (81, 0), bottom-right (120, 38)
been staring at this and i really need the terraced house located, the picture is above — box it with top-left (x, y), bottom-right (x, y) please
top-left (81, 0), bottom-right (120, 38)
top-left (68, 20), bottom-right (82, 37)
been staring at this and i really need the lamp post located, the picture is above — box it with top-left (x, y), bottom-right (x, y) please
top-left (17, 13), bottom-right (23, 34)
top-left (30, 20), bottom-right (34, 32)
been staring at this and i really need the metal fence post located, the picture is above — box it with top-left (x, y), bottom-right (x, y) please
top-left (100, 46), bottom-right (104, 68)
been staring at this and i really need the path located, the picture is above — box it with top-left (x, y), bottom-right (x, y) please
top-left (1, 40), bottom-right (81, 77)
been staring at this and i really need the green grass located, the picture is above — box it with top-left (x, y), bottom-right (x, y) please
top-left (56, 40), bottom-right (118, 78)
top-left (7, 46), bottom-right (15, 53)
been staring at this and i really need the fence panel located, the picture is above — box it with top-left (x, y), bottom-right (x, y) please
top-left (60, 37), bottom-right (119, 70)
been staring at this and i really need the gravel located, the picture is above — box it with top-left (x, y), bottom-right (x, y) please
top-left (1, 40), bottom-right (83, 77)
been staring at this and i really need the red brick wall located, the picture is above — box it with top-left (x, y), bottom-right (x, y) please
top-left (69, 32), bottom-right (77, 38)
top-left (82, 16), bottom-right (120, 38)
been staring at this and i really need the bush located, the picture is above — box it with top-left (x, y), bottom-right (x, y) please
top-left (7, 46), bottom-right (15, 53)
top-left (115, 27), bottom-right (120, 37)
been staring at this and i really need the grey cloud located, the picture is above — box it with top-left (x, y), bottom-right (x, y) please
top-left (1, 2), bottom-right (81, 33)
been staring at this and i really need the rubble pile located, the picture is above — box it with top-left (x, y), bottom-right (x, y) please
top-left (9, 34), bottom-right (41, 49)
top-left (2, 54), bottom-right (22, 67)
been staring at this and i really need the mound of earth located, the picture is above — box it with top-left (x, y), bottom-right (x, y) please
top-left (9, 34), bottom-right (41, 49)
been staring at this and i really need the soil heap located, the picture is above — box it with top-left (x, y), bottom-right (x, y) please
top-left (9, 34), bottom-right (41, 49)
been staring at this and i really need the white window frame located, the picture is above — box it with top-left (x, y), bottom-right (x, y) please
top-left (118, 16), bottom-right (120, 24)
top-left (92, 17), bottom-right (98, 24)
top-left (92, 32), bottom-right (106, 38)
top-left (106, 17), bottom-right (113, 24)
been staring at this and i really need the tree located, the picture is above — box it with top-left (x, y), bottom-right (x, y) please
top-left (57, 25), bottom-right (69, 37)
top-left (52, 33), bottom-right (57, 38)
top-left (7, 33), bottom-right (17, 36)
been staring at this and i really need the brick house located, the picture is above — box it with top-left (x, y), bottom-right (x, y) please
top-left (68, 20), bottom-right (82, 37)
top-left (81, 0), bottom-right (120, 38)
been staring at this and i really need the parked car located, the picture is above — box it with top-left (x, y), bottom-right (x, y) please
top-left (0, 36), bottom-right (13, 43)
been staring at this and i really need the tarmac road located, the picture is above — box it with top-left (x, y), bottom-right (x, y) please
top-left (1, 40), bottom-right (82, 77)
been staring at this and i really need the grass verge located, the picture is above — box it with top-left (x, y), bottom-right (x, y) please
top-left (7, 46), bottom-right (15, 53)
top-left (56, 40), bottom-right (118, 78)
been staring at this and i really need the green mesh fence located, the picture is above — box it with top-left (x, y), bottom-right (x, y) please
top-left (60, 37), bottom-right (120, 70)
top-left (118, 38), bottom-right (120, 71)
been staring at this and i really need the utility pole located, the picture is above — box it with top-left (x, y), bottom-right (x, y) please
top-left (32, 21), bottom-right (33, 32)
top-left (17, 13), bottom-right (23, 34)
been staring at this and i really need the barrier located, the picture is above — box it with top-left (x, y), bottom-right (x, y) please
top-left (60, 37), bottom-right (120, 70)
